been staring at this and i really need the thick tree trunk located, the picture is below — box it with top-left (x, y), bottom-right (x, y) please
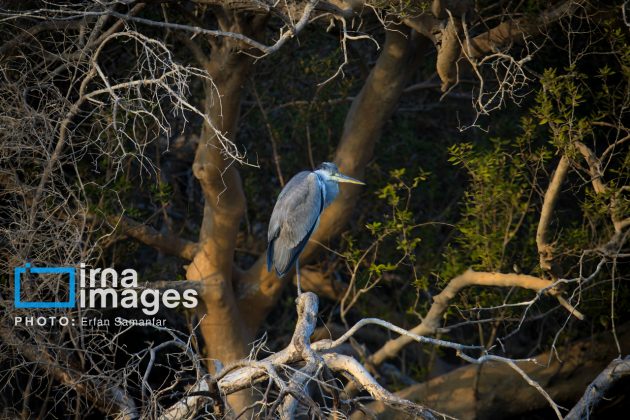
top-left (356, 324), bottom-right (630, 419)
top-left (188, 49), bottom-right (250, 369)
top-left (185, 11), bottom-right (265, 414)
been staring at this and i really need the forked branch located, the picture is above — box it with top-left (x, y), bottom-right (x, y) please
top-left (159, 290), bottom-right (570, 418)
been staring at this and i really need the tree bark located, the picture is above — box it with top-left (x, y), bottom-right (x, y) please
top-left (536, 155), bottom-right (570, 273)
top-left (466, 0), bottom-right (585, 59)
top-left (187, 37), bottom-right (250, 370)
top-left (184, 10), bottom-right (266, 413)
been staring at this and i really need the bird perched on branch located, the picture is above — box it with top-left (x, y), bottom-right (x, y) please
top-left (267, 162), bottom-right (365, 294)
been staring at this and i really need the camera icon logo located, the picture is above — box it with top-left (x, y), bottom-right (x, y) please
top-left (14, 263), bottom-right (76, 308)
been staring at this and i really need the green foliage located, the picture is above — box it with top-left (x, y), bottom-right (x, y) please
top-left (337, 167), bottom-right (430, 316)
top-left (150, 181), bottom-right (173, 206)
top-left (368, 167), bottom-right (429, 262)
top-left (445, 135), bottom-right (541, 272)
top-left (335, 11), bottom-right (630, 347)
top-left (77, 0), bottom-right (630, 367)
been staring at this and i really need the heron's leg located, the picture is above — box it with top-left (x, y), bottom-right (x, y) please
top-left (296, 259), bottom-right (302, 295)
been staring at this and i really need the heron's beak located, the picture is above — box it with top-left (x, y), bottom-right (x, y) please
top-left (334, 173), bottom-right (366, 185)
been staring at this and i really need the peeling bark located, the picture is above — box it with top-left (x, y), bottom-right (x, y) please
top-left (436, 15), bottom-right (462, 92)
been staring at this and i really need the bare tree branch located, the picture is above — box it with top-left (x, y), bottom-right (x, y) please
top-left (575, 141), bottom-right (626, 233)
top-left (566, 355), bottom-right (630, 420)
top-left (63, 1), bottom-right (319, 56)
top-left (466, 0), bottom-right (585, 59)
top-left (536, 155), bottom-right (570, 273)
top-left (0, 326), bottom-right (137, 419)
top-left (161, 292), bottom-right (449, 418)
top-left (361, 324), bottom-right (630, 419)
top-left (369, 269), bottom-right (578, 368)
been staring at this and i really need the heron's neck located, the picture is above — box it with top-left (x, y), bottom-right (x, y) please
top-left (315, 171), bottom-right (339, 208)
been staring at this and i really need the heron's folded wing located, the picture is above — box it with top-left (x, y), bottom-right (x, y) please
top-left (267, 171), bottom-right (315, 243)
top-left (267, 172), bottom-right (323, 276)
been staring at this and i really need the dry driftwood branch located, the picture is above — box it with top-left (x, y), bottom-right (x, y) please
top-left (322, 353), bottom-right (436, 417)
top-left (565, 355), bottom-right (630, 419)
top-left (158, 377), bottom-right (213, 420)
top-left (158, 292), bottom-right (439, 418)
top-left (159, 291), bottom-right (584, 418)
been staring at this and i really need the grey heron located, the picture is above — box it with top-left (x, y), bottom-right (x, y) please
top-left (267, 162), bottom-right (365, 294)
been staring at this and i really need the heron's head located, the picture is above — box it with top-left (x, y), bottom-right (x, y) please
top-left (316, 162), bottom-right (365, 185)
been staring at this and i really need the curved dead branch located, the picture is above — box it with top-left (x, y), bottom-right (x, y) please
top-left (536, 155), bottom-right (570, 273)
top-left (157, 289), bottom-right (585, 418)
top-left (369, 269), bottom-right (579, 368)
